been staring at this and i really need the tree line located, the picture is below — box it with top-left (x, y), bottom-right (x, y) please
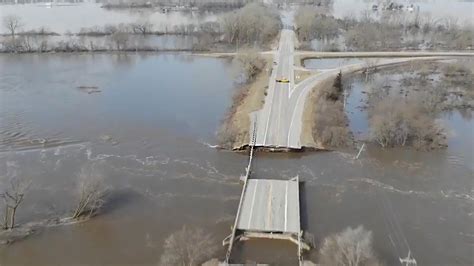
top-left (295, 6), bottom-right (474, 51)
top-left (102, 0), bottom-right (255, 10)
top-left (1, 2), bottom-right (281, 53)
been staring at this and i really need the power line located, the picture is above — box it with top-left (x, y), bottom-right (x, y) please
top-left (374, 182), bottom-right (417, 265)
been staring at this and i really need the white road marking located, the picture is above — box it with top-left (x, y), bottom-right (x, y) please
top-left (284, 181), bottom-right (288, 231)
top-left (287, 82), bottom-right (308, 147)
top-left (266, 182), bottom-right (273, 230)
top-left (247, 180), bottom-right (258, 228)
top-left (276, 83), bottom-right (283, 143)
top-left (263, 62), bottom-right (277, 145)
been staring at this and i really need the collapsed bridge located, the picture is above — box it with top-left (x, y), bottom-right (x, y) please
top-left (223, 123), bottom-right (310, 265)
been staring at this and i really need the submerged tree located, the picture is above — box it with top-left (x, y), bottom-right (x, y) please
top-left (109, 31), bottom-right (130, 51)
top-left (159, 226), bottom-right (218, 266)
top-left (0, 176), bottom-right (31, 230)
top-left (131, 20), bottom-right (153, 35)
top-left (2, 14), bottom-right (23, 38)
top-left (71, 166), bottom-right (108, 219)
top-left (363, 59), bottom-right (380, 82)
top-left (319, 225), bottom-right (380, 266)
top-left (369, 97), bottom-right (446, 149)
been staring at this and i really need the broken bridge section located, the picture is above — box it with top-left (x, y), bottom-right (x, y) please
top-left (223, 122), bottom-right (310, 265)
top-left (237, 178), bottom-right (300, 234)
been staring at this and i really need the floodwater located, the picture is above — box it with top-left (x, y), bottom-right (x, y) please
top-left (1, 0), bottom-right (473, 35)
top-left (0, 2), bottom-right (218, 34)
top-left (0, 54), bottom-right (473, 265)
top-left (309, 0), bottom-right (474, 51)
top-left (332, 0), bottom-right (474, 23)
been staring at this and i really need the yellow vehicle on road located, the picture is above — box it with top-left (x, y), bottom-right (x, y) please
top-left (276, 78), bottom-right (290, 83)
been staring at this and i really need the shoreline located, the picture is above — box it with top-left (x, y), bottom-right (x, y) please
top-left (0, 48), bottom-right (208, 55)
top-left (297, 51), bottom-right (474, 64)
top-left (218, 56), bottom-right (273, 150)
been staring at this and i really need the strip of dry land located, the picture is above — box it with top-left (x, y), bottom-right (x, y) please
top-left (218, 56), bottom-right (273, 150)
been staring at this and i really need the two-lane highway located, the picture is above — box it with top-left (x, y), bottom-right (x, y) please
top-left (254, 29), bottom-right (295, 148)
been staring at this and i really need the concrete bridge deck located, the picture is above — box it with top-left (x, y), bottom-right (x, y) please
top-left (223, 124), bottom-right (308, 265)
top-left (237, 178), bottom-right (300, 234)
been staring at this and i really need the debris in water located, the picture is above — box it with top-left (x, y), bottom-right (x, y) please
top-left (77, 86), bottom-right (101, 94)
top-left (100, 135), bottom-right (119, 145)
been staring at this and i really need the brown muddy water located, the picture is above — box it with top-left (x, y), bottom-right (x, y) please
top-left (0, 54), bottom-right (473, 265)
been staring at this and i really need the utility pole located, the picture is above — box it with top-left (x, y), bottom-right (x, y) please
top-left (399, 250), bottom-right (417, 266)
top-left (354, 143), bottom-right (365, 160)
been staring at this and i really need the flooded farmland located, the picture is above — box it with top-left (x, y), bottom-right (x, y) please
top-left (0, 2), bottom-right (218, 34)
top-left (0, 0), bottom-right (473, 265)
top-left (0, 54), bottom-right (472, 265)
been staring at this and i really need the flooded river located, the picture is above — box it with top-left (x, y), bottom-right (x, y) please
top-left (0, 54), bottom-right (472, 265)
top-left (2, 0), bottom-right (472, 36)
top-left (0, 2), bottom-right (218, 34)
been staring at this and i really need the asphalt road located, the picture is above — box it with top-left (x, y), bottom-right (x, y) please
top-left (237, 179), bottom-right (299, 234)
top-left (253, 29), bottom-right (296, 148)
top-left (251, 29), bottom-right (474, 150)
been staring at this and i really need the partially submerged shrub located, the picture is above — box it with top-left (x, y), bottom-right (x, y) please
top-left (319, 225), bottom-right (380, 266)
top-left (369, 97), bottom-right (446, 149)
top-left (441, 63), bottom-right (473, 87)
top-left (72, 166), bottom-right (108, 219)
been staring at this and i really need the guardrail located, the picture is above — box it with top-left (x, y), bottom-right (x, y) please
top-left (224, 120), bottom-right (257, 264)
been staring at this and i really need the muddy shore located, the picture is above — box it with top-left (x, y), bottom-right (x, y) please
top-left (218, 56), bottom-right (273, 150)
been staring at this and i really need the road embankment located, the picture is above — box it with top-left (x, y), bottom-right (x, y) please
top-left (297, 51), bottom-right (474, 62)
top-left (301, 77), bottom-right (352, 151)
top-left (218, 56), bottom-right (273, 150)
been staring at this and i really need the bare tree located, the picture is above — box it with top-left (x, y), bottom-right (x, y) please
top-left (363, 58), bottom-right (380, 82)
top-left (369, 97), bottom-right (446, 149)
top-left (319, 225), bottom-right (380, 266)
top-left (220, 3), bottom-right (281, 48)
top-left (295, 7), bottom-right (339, 42)
top-left (109, 31), bottom-right (130, 51)
top-left (159, 226), bottom-right (218, 266)
top-left (0, 176), bottom-right (31, 230)
top-left (2, 15), bottom-right (23, 38)
top-left (131, 20), bottom-right (153, 35)
top-left (71, 166), bottom-right (108, 219)
top-left (233, 48), bottom-right (265, 81)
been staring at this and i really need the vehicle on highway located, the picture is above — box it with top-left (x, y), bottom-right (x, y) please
top-left (276, 78), bottom-right (290, 83)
